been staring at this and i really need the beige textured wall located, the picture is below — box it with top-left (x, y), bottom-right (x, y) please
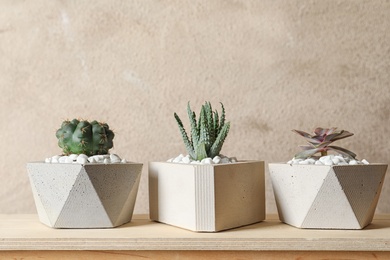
top-left (0, 0), bottom-right (389, 215)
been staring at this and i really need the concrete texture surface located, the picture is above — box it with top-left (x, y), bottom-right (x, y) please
top-left (0, 0), bottom-right (389, 215)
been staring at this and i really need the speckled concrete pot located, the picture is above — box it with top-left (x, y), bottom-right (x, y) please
top-left (269, 163), bottom-right (388, 229)
top-left (149, 161), bottom-right (265, 232)
top-left (27, 162), bottom-right (143, 228)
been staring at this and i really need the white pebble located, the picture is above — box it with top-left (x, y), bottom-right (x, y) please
top-left (221, 157), bottom-right (230, 164)
top-left (77, 157), bottom-right (87, 164)
top-left (306, 158), bottom-right (316, 164)
top-left (88, 157), bottom-right (96, 163)
top-left (110, 154), bottom-right (121, 163)
top-left (292, 159), bottom-right (302, 164)
top-left (190, 161), bottom-right (201, 164)
top-left (213, 156), bottom-right (221, 164)
top-left (335, 155), bottom-right (345, 162)
top-left (182, 156), bottom-right (190, 164)
top-left (299, 160), bottom-right (309, 165)
top-left (78, 154), bottom-right (88, 159)
top-left (230, 157), bottom-right (238, 163)
top-left (324, 159), bottom-right (334, 166)
top-left (65, 157), bottom-right (74, 163)
top-left (110, 154), bottom-right (120, 160)
top-left (349, 160), bottom-right (358, 165)
top-left (201, 158), bottom-right (214, 164)
top-left (59, 156), bottom-right (68, 163)
top-left (332, 158), bottom-right (340, 165)
top-left (45, 158), bottom-right (51, 163)
top-left (121, 158), bottom-right (127, 163)
top-left (94, 155), bottom-right (104, 161)
top-left (103, 158), bottom-right (110, 164)
top-left (315, 160), bottom-right (323, 165)
top-left (173, 156), bottom-right (182, 163)
top-left (319, 156), bottom-right (330, 163)
top-left (69, 154), bottom-right (78, 161)
top-left (167, 158), bottom-right (173, 162)
top-left (362, 159), bottom-right (369, 165)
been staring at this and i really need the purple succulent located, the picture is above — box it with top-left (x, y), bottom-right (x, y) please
top-left (292, 127), bottom-right (357, 159)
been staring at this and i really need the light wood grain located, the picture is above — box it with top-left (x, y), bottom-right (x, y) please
top-left (1, 251), bottom-right (390, 260)
top-left (1, 214), bottom-right (390, 252)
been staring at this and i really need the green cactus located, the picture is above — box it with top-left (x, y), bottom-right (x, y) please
top-left (174, 102), bottom-right (230, 161)
top-left (55, 119), bottom-right (114, 156)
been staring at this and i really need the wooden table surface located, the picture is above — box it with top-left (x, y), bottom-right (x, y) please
top-left (1, 214), bottom-right (390, 259)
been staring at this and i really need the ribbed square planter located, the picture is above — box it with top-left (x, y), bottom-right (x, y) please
top-left (27, 162), bottom-right (143, 228)
top-left (269, 163), bottom-right (388, 229)
top-left (149, 161), bottom-right (265, 232)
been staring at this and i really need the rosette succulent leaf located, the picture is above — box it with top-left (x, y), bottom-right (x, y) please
top-left (293, 127), bottom-right (356, 159)
top-left (174, 102), bottom-right (230, 161)
top-left (56, 119), bottom-right (114, 156)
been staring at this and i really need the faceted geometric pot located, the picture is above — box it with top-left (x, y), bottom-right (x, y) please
top-left (149, 161), bottom-right (265, 232)
top-left (27, 162), bottom-right (143, 228)
top-left (269, 163), bottom-right (388, 229)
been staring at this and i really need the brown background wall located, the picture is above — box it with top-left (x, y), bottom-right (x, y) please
top-left (0, 0), bottom-right (389, 214)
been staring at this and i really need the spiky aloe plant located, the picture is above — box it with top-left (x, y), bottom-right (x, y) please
top-left (293, 127), bottom-right (356, 159)
top-left (56, 119), bottom-right (114, 156)
top-left (174, 102), bottom-right (230, 161)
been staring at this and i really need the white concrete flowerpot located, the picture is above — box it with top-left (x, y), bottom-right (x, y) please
top-left (149, 161), bottom-right (265, 232)
top-left (27, 162), bottom-right (143, 228)
top-left (269, 163), bottom-right (388, 229)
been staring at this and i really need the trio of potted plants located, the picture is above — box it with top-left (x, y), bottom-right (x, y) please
top-left (27, 102), bottom-right (387, 231)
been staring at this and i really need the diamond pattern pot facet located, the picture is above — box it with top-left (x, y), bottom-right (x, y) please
top-left (27, 162), bottom-right (142, 228)
top-left (269, 163), bottom-right (387, 229)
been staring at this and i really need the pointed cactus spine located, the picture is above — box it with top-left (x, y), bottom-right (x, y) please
top-left (55, 119), bottom-right (114, 156)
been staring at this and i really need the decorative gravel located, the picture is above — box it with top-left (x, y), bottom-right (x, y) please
top-left (44, 154), bottom-right (127, 164)
top-left (287, 154), bottom-right (369, 165)
top-left (167, 154), bottom-right (237, 165)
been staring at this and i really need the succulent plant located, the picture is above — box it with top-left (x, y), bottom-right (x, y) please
top-left (292, 127), bottom-right (356, 159)
top-left (174, 102), bottom-right (230, 161)
top-left (56, 119), bottom-right (114, 156)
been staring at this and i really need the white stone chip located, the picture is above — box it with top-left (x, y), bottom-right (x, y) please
top-left (221, 157), bottom-right (230, 164)
top-left (362, 159), bottom-right (370, 165)
top-left (59, 156), bottom-right (68, 163)
top-left (201, 158), bottom-right (214, 164)
top-left (69, 154), bottom-right (78, 161)
top-left (110, 154), bottom-right (121, 163)
top-left (306, 158), bottom-right (316, 164)
top-left (65, 157), bottom-right (74, 163)
top-left (182, 156), bottom-right (191, 164)
top-left (212, 156), bottom-right (221, 164)
top-left (324, 159), bottom-right (333, 166)
top-left (230, 157), bottom-right (238, 163)
top-left (332, 158), bottom-right (340, 165)
top-left (77, 157), bottom-right (87, 164)
top-left (349, 160), bottom-right (358, 165)
top-left (173, 156), bottom-right (182, 163)
top-left (103, 158), bottom-right (110, 164)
